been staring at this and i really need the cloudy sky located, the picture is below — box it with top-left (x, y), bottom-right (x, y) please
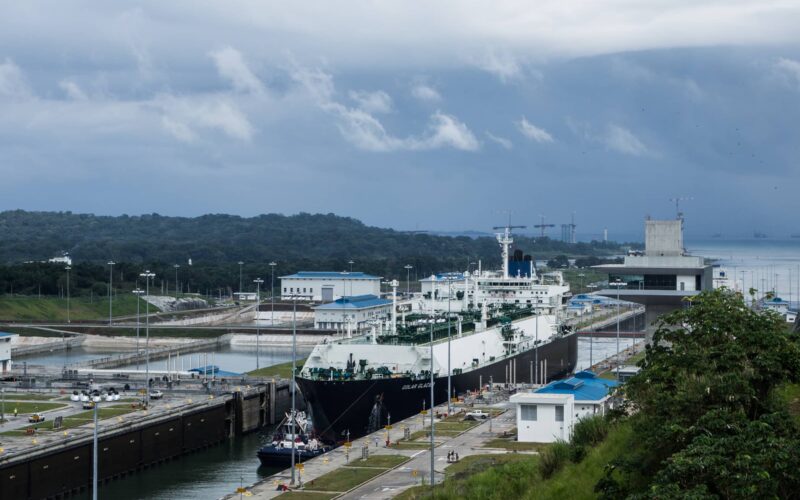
top-left (1, 1), bottom-right (800, 239)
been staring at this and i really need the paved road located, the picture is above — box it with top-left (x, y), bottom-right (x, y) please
top-left (340, 404), bottom-right (517, 500)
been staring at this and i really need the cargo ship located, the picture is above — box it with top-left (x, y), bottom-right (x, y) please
top-left (295, 226), bottom-right (578, 442)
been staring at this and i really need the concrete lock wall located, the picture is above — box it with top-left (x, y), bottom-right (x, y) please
top-left (0, 387), bottom-right (275, 500)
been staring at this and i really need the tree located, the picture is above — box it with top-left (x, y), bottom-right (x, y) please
top-left (598, 289), bottom-right (800, 498)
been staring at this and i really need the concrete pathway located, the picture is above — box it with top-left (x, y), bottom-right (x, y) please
top-left (241, 400), bottom-right (518, 500)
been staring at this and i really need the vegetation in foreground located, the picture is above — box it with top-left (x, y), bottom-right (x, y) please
top-left (397, 289), bottom-right (800, 499)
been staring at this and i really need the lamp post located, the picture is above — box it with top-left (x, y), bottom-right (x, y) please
top-left (447, 276), bottom-right (453, 414)
top-left (140, 271), bottom-right (155, 405)
top-left (429, 315), bottom-right (435, 490)
top-left (65, 266), bottom-right (72, 324)
top-left (107, 261), bottom-right (115, 326)
top-left (348, 260), bottom-right (354, 273)
top-left (92, 397), bottom-right (99, 500)
top-left (238, 261), bottom-right (244, 298)
top-left (578, 272), bottom-right (585, 294)
top-left (133, 288), bottom-right (144, 371)
top-left (269, 262), bottom-right (277, 326)
top-left (609, 279), bottom-right (624, 381)
top-left (291, 293), bottom-right (298, 485)
top-left (254, 278), bottom-right (264, 370)
top-left (174, 264), bottom-right (180, 299)
top-left (404, 264), bottom-right (413, 296)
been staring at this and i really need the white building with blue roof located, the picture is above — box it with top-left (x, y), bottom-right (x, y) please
top-left (0, 331), bottom-right (18, 374)
top-left (280, 271), bottom-right (382, 302)
top-left (510, 371), bottom-right (619, 443)
top-left (312, 295), bottom-right (393, 332)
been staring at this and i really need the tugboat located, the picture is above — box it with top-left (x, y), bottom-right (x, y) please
top-left (257, 410), bottom-right (329, 466)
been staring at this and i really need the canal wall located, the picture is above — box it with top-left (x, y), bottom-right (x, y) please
top-left (72, 336), bottom-right (230, 370)
top-left (0, 382), bottom-right (289, 499)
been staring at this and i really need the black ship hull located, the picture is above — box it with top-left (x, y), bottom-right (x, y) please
top-left (295, 333), bottom-right (578, 443)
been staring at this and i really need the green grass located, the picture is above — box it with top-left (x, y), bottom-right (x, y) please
top-left (277, 492), bottom-right (337, 499)
top-left (344, 454), bottom-right (408, 468)
top-left (248, 358), bottom-right (308, 378)
top-left (0, 295), bottom-right (155, 322)
top-left (562, 269), bottom-right (607, 294)
top-left (303, 466), bottom-right (386, 492)
top-left (482, 438), bottom-right (545, 451)
top-left (2, 401), bottom-right (67, 413)
top-left (394, 422), bottom-right (634, 500)
top-left (1, 393), bottom-right (59, 401)
top-left (1, 405), bottom-right (139, 436)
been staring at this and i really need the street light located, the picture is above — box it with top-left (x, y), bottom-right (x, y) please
top-left (133, 288), bottom-right (144, 371)
top-left (348, 260), bottom-right (354, 273)
top-left (609, 278), bottom-right (625, 381)
top-left (404, 264), bottom-right (413, 296)
top-left (269, 262), bottom-right (277, 326)
top-left (253, 278), bottom-right (264, 370)
top-left (92, 397), bottom-right (100, 500)
top-left (578, 273), bottom-right (585, 294)
top-left (174, 264), bottom-right (180, 299)
top-left (290, 293), bottom-right (298, 485)
top-left (140, 271), bottom-right (155, 405)
top-left (446, 276), bottom-right (454, 414)
top-left (65, 266), bottom-right (72, 324)
top-left (238, 261), bottom-right (244, 297)
top-left (107, 261), bottom-right (115, 326)
top-left (429, 312), bottom-right (435, 490)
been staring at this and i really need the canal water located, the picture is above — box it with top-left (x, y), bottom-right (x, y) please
top-left (19, 344), bottom-right (314, 373)
top-left (78, 428), bottom-right (283, 500)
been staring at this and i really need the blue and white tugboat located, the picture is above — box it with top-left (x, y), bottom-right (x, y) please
top-left (257, 410), bottom-right (329, 466)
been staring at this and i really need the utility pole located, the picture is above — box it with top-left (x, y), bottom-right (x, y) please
top-left (429, 317), bottom-right (435, 491)
top-left (140, 271), bottom-right (155, 405)
top-left (174, 264), bottom-right (180, 299)
top-left (269, 262), bottom-right (277, 326)
top-left (291, 294), bottom-right (298, 485)
top-left (254, 278), bottom-right (264, 370)
top-left (405, 264), bottom-right (413, 296)
top-left (65, 266), bottom-right (71, 324)
top-left (133, 288), bottom-right (144, 371)
top-left (92, 398), bottom-right (99, 500)
top-left (238, 261), bottom-right (244, 298)
top-left (108, 261), bottom-right (115, 326)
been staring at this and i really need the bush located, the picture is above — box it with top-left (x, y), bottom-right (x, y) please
top-left (571, 415), bottom-right (610, 448)
top-left (539, 440), bottom-right (572, 479)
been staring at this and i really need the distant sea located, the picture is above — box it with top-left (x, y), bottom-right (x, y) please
top-left (686, 238), bottom-right (800, 309)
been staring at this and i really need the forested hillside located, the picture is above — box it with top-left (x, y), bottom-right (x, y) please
top-left (0, 210), bottom-right (631, 265)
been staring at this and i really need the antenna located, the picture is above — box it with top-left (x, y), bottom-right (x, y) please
top-left (533, 214), bottom-right (555, 238)
top-left (669, 196), bottom-right (693, 220)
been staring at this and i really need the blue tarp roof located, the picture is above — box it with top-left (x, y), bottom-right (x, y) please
top-left (535, 370), bottom-right (619, 401)
top-left (314, 294), bottom-right (392, 310)
top-left (281, 271), bottom-right (380, 280)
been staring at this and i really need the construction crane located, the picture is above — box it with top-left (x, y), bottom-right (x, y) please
top-left (533, 215), bottom-right (555, 238)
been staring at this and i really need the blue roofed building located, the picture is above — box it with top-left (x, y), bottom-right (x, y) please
top-left (312, 295), bottom-right (393, 333)
top-left (280, 271), bottom-right (382, 302)
top-left (509, 371), bottom-right (620, 443)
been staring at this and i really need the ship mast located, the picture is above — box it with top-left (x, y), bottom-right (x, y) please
top-left (493, 223), bottom-right (526, 279)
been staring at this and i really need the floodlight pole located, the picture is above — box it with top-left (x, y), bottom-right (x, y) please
top-left (92, 399), bottom-right (99, 500)
top-left (269, 262), bottom-right (277, 326)
top-left (253, 278), bottom-right (264, 370)
top-left (140, 271), bottom-right (155, 406)
top-left (108, 261), bottom-right (115, 326)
